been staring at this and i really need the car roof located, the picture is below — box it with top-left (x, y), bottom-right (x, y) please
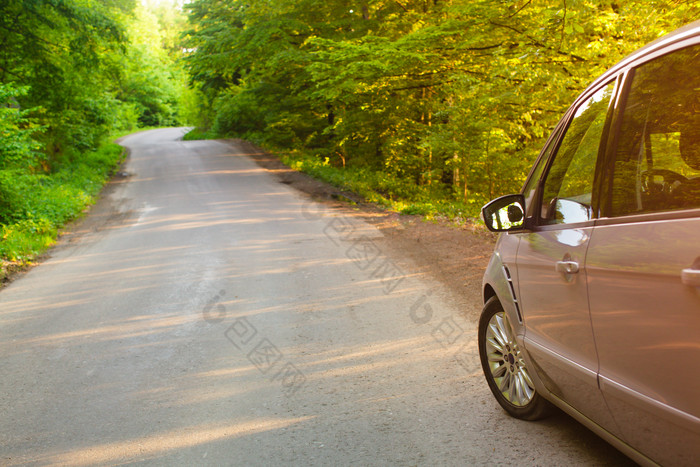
top-left (581, 20), bottom-right (700, 100)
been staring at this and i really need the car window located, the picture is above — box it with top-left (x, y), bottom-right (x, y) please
top-left (609, 44), bottom-right (700, 216)
top-left (540, 82), bottom-right (616, 224)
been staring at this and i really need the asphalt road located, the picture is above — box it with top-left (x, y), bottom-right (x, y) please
top-left (0, 128), bottom-right (633, 465)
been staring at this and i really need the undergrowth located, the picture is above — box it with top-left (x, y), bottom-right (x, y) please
top-left (0, 142), bottom-right (125, 273)
top-left (182, 127), bottom-right (218, 141)
top-left (279, 150), bottom-right (485, 221)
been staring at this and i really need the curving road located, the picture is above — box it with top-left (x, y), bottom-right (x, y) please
top-left (0, 128), bottom-right (632, 465)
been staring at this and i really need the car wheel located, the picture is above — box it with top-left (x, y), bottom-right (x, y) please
top-left (478, 296), bottom-right (551, 420)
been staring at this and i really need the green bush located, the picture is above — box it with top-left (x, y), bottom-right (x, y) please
top-left (183, 127), bottom-right (218, 141)
top-left (0, 219), bottom-right (56, 262)
top-left (0, 142), bottom-right (125, 263)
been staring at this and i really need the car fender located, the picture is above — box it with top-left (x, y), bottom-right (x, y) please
top-left (482, 232), bottom-right (552, 397)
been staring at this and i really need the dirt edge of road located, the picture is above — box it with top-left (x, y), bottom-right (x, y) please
top-left (233, 139), bottom-right (497, 323)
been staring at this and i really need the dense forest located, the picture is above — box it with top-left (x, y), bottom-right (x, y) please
top-left (182, 0), bottom-right (699, 215)
top-left (0, 0), bottom-right (698, 269)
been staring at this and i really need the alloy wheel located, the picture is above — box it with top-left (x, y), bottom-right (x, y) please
top-left (484, 311), bottom-right (535, 407)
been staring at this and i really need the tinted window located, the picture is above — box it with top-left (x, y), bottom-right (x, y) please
top-left (609, 44), bottom-right (700, 216)
top-left (540, 82), bottom-right (615, 224)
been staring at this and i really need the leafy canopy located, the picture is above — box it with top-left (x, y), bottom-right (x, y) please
top-left (183, 0), bottom-right (699, 210)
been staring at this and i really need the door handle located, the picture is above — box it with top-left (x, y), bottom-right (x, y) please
top-left (681, 268), bottom-right (700, 287)
top-left (556, 261), bottom-right (580, 274)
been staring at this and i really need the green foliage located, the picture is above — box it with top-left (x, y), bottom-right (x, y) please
top-left (183, 0), bottom-right (699, 217)
top-left (0, 0), bottom-right (128, 160)
top-left (0, 0), bottom-right (194, 265)
top-left (0, 84), bottom-right (43, 171)
top-left (0, 142), bottom-right (125, 262)
top-left (183, 127), bottom-right (218, 140)
top-left (0, 0), bottom-right (191, 161)
top-left (280, 150), bottom-right (484, 219)
top-left (0, 219), bottom-right (57, 263)
top-left (120, 4), bottom-right (183, 127)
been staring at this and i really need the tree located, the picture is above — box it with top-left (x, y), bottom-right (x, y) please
top-left (183, 0), bottom-right (700, 209)
top-left (0, 0), bottom-right (132, 162)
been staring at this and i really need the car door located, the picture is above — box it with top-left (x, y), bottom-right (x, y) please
top-left (586, 43), bottom-right (700, 466)
top-left (515, 80), bottom-right (620, 433)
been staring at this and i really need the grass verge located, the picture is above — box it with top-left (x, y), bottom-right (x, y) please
top-left (0, 141), bottom-right (126, 280)
top-left (182, 127), bottom-right (218, 141)
top-left (278, 150), bottom-right (485, 221)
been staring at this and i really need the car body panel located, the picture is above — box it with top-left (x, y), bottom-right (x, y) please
top-left (482, 233), bottom-right (521, 323)
top-left (586, 217), bottom-right (700, 465)
top-left (515, 226), bottom-right (619, 432)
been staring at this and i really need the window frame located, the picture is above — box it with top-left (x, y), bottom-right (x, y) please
top-left (526, 79), bottom-right (619, 231)
top-left (520, 126), bottom-right (563, 220)
top-left (598, 38), bottom-right (700, 224)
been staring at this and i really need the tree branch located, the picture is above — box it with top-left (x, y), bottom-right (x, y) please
top-left (508, 0), bottom-right (533, 18)
top-left (394, 1), bottom-right (409, 12)
top-left (559, 0), bottom-right (567, 52)
top-left (489, 20), bottom-right (586, 62)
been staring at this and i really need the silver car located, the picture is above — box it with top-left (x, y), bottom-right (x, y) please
top-left (479, 21), bottom-right (700, 466)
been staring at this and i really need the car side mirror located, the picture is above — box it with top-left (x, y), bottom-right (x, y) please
top-left (481, 194), bottom-right (526, 232)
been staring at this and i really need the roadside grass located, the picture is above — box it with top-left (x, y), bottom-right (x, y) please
top-left (279, 149), bottom-right (490, 228)
top-left (279, 150), bottom-right (485, 220)
top-left (182, 127), bottom-right (218, 141)
top-left (0, 141), bottom-right (126, 279)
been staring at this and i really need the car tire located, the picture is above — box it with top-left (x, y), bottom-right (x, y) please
top-left (478, 296), bottom-right (552, 420)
